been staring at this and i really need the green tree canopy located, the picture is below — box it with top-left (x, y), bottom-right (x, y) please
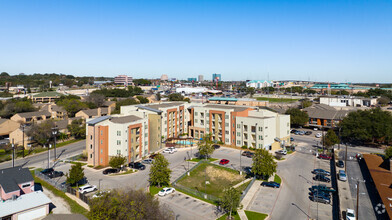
top-left (246, 87), bottom-right (255, 97)
top-left (252, 148), bottom-right (277, 179)
top-left (149, 154), bottom-right (171, 187)
top-left (109, 155), bottom-right (127, 169)
top-left (133, 79), bottom-right (152, 86)
top-left (67, 119), bottom-right (86, 139)
top-left (26, 120), bottom-right (55, 146)
top-left (136, 96), bottom-right (149, 104)
top-left (168, 93), bottom-right (184, 101)
top-left (0, 99), bottom-right (36, 118)
top-left (285, 108), bottom-right (309, 127)
top-left (66, 163), bottom-right (85, 186)
top-left (340, 108), bottom-right (392, 144)
top-left (89, 189), bottom-right (172, 220)
top-left (324, 129), bottom-right (340, 149)
top-left (57, 98), bottom-right (88, 117)
top-left (385, 146), bottom-right (392, 159)
top-left (300, 99), bottom-right (313, 109)
top-left (113, 98), bottom-right (139, 114)
top-left (197, 133), bottom-right (214, 159)
top-left (86, 93), bottom-right (106, 107)
top-left (220, 187), bottom-right (242, 219)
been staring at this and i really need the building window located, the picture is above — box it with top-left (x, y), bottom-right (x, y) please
top-left (225, 115), bottom-right (229, 119)
top-left (117, 131), bottom-right (121, 136)
top-left (225, 138), bottom-right (229, 142)
top-left (101, 158), bottom-right (103, 163)
top-left (195, 112), bottom-right (198, 116)
top-left (100, 149), bottom-right (103, 153)
top-left (225, 123), bottom-right (229, 127)
top-left (90, 135), bottom-right (92, 140)
top-left (237, 140), bottom-right (241, 145)
top-left (117, 140), bottom-right (121, 145)
top-left (100, 140), bottom-right (103, 144)
top-left (195, 119), bottom-right (198, 123)
top-left (22, 183), bottom-right (31, 188)
top-left (201, 112), bottom-right (204, 117)
top-left (101, 130), bottom-right (103, 135)
top-left (225, 130), bottom-right (229, 134)
top-left (90, 144), bottom-right (92, 149)
top-left (259, 127), bottom-right (262, 132)
top-left (145, 141), bottom-right (148, 146)
top-left (206, 113), bottom-right (209, 117)
top-left (259, 135), bottom-right (263, 140)
top-left (90, 154), bottom-right (92, 158)
top-left (117, 150), bottom-right (121, 154)
top-left (237, 132), bottom-right (240, 136)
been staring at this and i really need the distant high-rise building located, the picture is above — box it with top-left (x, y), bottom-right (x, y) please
top-left (187, 78), bottom-right (197, 82)
top-left (212, 73), bottom-right (221, 82)
top-left (114, 75), bottom-right (133, 86)
top-left (198, 75), bottom-right (204, 82)
top-left (160, 74), bottom-right (169, 81)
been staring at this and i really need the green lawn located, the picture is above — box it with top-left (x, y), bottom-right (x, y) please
top-left (31, 170), bottom-right (88, 216)
top-left (177, 162), bottom-right (245, 198)
top-left (175, 187), bottom-right (216, 205)
top-left (217, 213), bottom-right (241, 220)
top-left (68, 161), bottom-right (87, 166)
top-left (256, 97), bottom-right (298, 103)
top-left (235, 180), bottom-right (251, 193)
top-left (149, 185), bottom-right (164, 196)
top-left (244, 210), bottom-right (268, 220)
top-left (274, 174), bottom-right (282, 184)
top-left (187, 158), bottom-right (218, 162)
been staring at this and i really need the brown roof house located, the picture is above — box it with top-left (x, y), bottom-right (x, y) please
top-left (75, 107), bottom-right (113, 120)
top-left (10, 110), bottom-right (52, 125)
top-left (303, 104), bottom-right (353, 128)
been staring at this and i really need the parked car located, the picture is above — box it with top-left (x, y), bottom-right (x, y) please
top-left (346, 208), bottom-right (356, 220)
top-left (313, 128), bottom-right (318, 131)
top-left (242, 151), bottom-right (252, 156)
top-left (313, 174), bottom-right (331, 183)
top-left (158, 187), bottom-right (175, 196)
top-left (299, 131), bottom-right (305, 135)
top-left (312, 169), bottom-right (330, 176)
top-left (102, 168), bottom-right (119, 175)
top-left (318, 154), bottom-right (331, 160)
top-left (79, 185), bottom-right (97, 194)
top-left (246, 152), bottom-right (254, 158)
top-left (336, 160), bottom-right (344, 168)
top-left (40, 168), bottom-right (54, 175)
top-left (311, 195), bottom-right (330, 204)
top-left (129, 162), bottom-right (146, 170)
top-left (310, 189), bottom-right (331, 198)
top-left (261, 181), bottom-right (280, 188)
top-left (47, 171), bottom-right (64, 179)
top-left (290, 137), bottom-right (294, 141)
top-left (213, 144), bottom-right (220, 149)
top-left (305, 131), bottom-right (312, 135)
top-left (315, 133), bottom-right (322, 138)
top-left (276, 150), bottom-right (287, 155)
top-left (338, 170), bottom-right (347, 181)
top-left (142, 159), bottom-right (153, 164)
top-left (311, 184), bottom-right (336, 193)
top-left (168, 147), bottom-right (177, 152)
top-left (163, 148), bottom-right (175, 154)
top-left (149, 153), bottom-right (159, 159)
top-left (290, 129), bottom-right (297, 134)
top-left (219, 159), bottom-right (230, 165)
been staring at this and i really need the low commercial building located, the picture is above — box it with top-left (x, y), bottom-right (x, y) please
top-left (246, 80), bottom-right (274, 89)
top-left (303, 104), bottom-right (352, 128)
top-left (319, 96), bottom-right (377, 107)
top-left (10, 110), bottom-right (52, 124)
top-left (29, 91), bottom-right (63, 103)
top-left (207, 97), bottom-right (268, 107)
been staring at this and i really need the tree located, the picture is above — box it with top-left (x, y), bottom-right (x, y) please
top-left (67, 119), bottom-right (86, 139)
top-left (220, 187), bottom-right (242, 219)
top-left (57, 98), bottom-right (88, 117)
top-left (246, 87), bottom-right (255, 97)
top-left (385, 146), bottom-right (392, 159)
top-left (378, 96), bottom-right (390, 106)
top-left (113, 98), bottom-right (139, 114)
top-left (285, 108), bottom-right (309, 127)
top-left (86, 93), bottom-right (106, 107)
top-left (300, 99), bottom-right (313, 109)
top-left (168, 93), bottom-right (184, 101)
top-left (149, 154), bottom-right (171, 187)
top-left (27, 120), bottom-right (55, 147)
top-left (109, 155), bottom-right (127, 169)
top-left (198, 133), bottom-right (214, 159)
top-left (136, 96), bottom-right (149, 104)
top-left (323, 129), bottom-right (340, 151)
top-left (133, 79), bottom-right (152, 86)
top-left (156, 93), bottom-right (161, 101)
top-left (89, 189), bottom-right (173, 220)
top-left (66, 163), bottom-right (85, 186)
top-left (252, 148), bottom-right (277, 179)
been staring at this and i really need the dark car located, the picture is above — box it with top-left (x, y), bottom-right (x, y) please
top-left (261, 181), bottom-right (280, 188)
top-left (336, 160), bottom-right (344, 168)
top-left (47, 171), bottom-right (64, 179)
top-left (311, 184), bottom-right (336, 193)
top-left (213, 144), bottom-right (220, 149)
top-left (102, 168), bottom-right (119, 175)
top-left (129, 162), bottom-right (146, 170)
top-left (290, 137), bottom-right (294, 141)
top-left (313, 174), bottom-right (330, 183)
top-left (290, 129), bottom-right (297, 134)
top-left (246, 152), bottom-right (254, 158)
top-left (242, 151), bottom-right (251, 156)
top-left (311, 195), bottom-right (330, 204)
top-left (309, 189), bottom-right (331, 198)
top-left (318, 154), bottom-right (331, 160)
top-left (41, 168), bottom-right (54, 175)
top-left (305, 131), bottom-right (312, 135)
top-left (219, 159), bottom-right (230, 165)
top-left (312, 169), bottom-right (330, 176)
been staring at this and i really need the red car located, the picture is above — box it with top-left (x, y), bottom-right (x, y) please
top-left (219, 159), bottom-right (230, 165)
top-left (318, 154), bottom-right (331, 160)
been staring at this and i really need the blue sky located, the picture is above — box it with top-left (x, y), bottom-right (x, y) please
top-left (0, 0), bottom-right (391, 83)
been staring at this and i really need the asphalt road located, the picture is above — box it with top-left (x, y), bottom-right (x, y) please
top-left (0, 140), bottom-right (85, 170)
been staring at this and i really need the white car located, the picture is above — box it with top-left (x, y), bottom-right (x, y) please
top-left (142, 159), bottom-right (153, 164)
top-left (313, 127), bottom-right (318, 131)
top-left (79, 185), bottom-right (97, 194)
top-left (92, 190), bottom-right (110, 198)
top-left (163, 148), bottom-right (174, 154)
top-left (158, 187), bottom-right (175, 196)
top-left (276, 150), bottom-right (287, 155)
top-left (168, 147), bottom-right (177, 152)
top-left (315, 133), bottom-right (322, 138)
top-left (346, 208), bottom-right (355, 220)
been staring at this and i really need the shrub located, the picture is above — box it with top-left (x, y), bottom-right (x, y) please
top-left (0, 149), bottom-right (6, 154)
top-left (241, 146), bottom-right (248, 149)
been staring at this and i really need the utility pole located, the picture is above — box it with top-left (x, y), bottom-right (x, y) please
top-left (21, 124), bottom-right (25, 158)
top-left (352, 178), bottom-right (366, 220)
top-left (12, 139), bottom-right (15, 167)
top-left (52, 127), bottom-right (58, 160)
top-left (47, 140), bottom-right (50, 169)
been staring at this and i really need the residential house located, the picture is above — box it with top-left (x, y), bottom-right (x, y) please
top-left (10, 110), bottom-right (52, 125)
top-left (29, 91), bottom-right (63, 103)
top-left (75, 107), bottom-right (113, 120)
top-left (0, 119), bottom-right (20, 137)
top-left (0, 166), bottom-right (34, 200)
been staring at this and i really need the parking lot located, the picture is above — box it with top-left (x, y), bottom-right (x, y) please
top-left (247, 183), bottom-right (281, 214)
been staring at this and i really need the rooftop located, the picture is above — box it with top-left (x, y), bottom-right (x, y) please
top-left (0, 191), bottom-right (51, 216)
top-left (14, 110), bottom-right (51, 119)
top-left (32, 91), bottom-right (63, 98)
top-left (208, 97), bottom-right (238, 101)
top-left (203, 104), bottom-right (253, 112)
top-left (0, 166), bottom-right (34, 193)
top-left (303, 104), bottom-right (351, 120)
top-left (109, 115), bottom-right (142, 124)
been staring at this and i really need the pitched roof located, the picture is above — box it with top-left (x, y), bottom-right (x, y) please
top-left (87, 115), bottom-right (111, 126)
top-left (0, 191), bottom-right (51, 217)
top-left (303, 104), bottom-right (350, 120)
top-left (32, 91), bottom-right (63, 98)
top-left (79, 107), bottom-right (110, 117)
top-left (54, 119), bottom-right (69, 130)
top-left (142, 102), bottom-right (185, 110)
top-left (15, 110), bottom-right (52, 119)
top-left (0, 166), bottom-right (34, 193)
top-left (51, 105), bottom-right (66, 113)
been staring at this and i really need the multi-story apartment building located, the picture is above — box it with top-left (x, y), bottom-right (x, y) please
top-left (86, 115), bottom-right (149, 167)
top-left (114, 75), bottom-right (133, 86)
top-left (189, 104), bottom-right (290, 151)
top-left (86, 102), bottom-right (290, 166)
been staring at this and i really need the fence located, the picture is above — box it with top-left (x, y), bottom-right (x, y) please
top-left (172, 160), bottom-right (204, 185)
top-left (66, 186), bottom-right (90, 204)
top-left (240, 177), bottom-right (256, 201)
top-left (175, 183), bottom-right (221, 203)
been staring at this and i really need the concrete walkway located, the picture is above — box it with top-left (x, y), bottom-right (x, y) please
top-left (238, 180), bottom-right (263, 220)
top-left (42, 187), bottom-right (71, 214)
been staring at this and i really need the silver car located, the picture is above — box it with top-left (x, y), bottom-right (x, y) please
top-left (338, 170), bottom-right (347, 181)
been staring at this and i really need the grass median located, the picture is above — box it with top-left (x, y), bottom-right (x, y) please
top-left (256, 97), bottom-right (298, 103)
top-left (244, 210), bottom-right (268, 220)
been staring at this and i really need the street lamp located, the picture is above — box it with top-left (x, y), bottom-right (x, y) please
top-left (52, 127), bottom-right (58, 160)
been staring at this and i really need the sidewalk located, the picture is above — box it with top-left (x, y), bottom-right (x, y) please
top-left (238, 180), bottom-right (263, 220)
